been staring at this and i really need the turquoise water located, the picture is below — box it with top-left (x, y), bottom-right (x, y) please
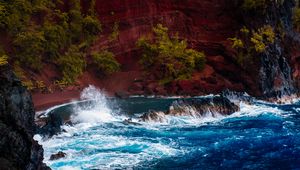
top-left (36, 86), bottom-right (300, 169)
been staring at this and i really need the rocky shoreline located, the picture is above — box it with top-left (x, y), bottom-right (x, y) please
top-left (0, 66), bottom-right (49, 169)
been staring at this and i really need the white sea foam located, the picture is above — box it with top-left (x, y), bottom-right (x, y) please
top-left (38, 87), bottom-right (293, 169)
top-left (70, 85), bottom-right (119, 124)
top-left (59, 166), bottom-right (81, 170)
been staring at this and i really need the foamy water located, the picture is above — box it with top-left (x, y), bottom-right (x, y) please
top-left (35, 86), bottom-right (300, 169)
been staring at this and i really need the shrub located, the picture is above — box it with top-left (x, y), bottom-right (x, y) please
top-left (250, 25), bottom-right (275, 53)
top-left (92, 50), bottom-right (120, 75)
top-left (36, 80), bottom-right (46, 90)
top-left (13, 31), bottom-right (45, 70)
top-left (58, 45), bottom-right (86, 83)
top-left (228, 25), bottom-right (275, 66)
top-left (228, 38), bottom-right (244, 49)
top-left (0, 55), bottom-right (8, 66)
top-left (42, 23), bottom-right (68, 58)
top-left (293, 7), bottom-right (300, 31)
top-left (242, 0), bottom-right (266, 11)
top-left (0, 0), bottom-right (102, 84)
top-left (0, 0), bottom-right (32, 34)
top-left (82, 15), bottom-right (101, 42)
top-left (137, 24), bottom-right (206, 83)
top-left (22, 80), bottom-right (35, 91)
top-left (109, 21), bottom-right (119, 41)
top-left (13, 62), bottom-right (26, 79)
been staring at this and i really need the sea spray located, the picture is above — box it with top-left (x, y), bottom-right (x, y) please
top-left (36, 87), bottom-right (300, 169)
top-left (71, 85), bottom-right (119, 123)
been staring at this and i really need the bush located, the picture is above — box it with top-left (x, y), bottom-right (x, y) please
top-left (242, 0), bottom-right (266, 11)
top-left (250, 25), bottom-right (275, 53)
top-left (293, 7), bottom-right (300, 31)
top-left (137, 24), bottom-right (206, 83)
top-left (228, 25), bottom-right (275, 66)
top-left (82, 15), bottom-right (101, 42)
top-left (13, 31), bottom-right (45, 70)
top-left (92, 50), bottom-right (120, 75)
top-left (58, 45), bottom-right (86, 83)
top-left (0, 55), bottom-right (8, 66)
top-left (0, 0), bottom-right (103, 84)
top-left (0, 0), bottom-right (32, 34)
top-left (42, 23), bottom-right (68, 58)
top-left (109, 21), bottom-right (119, 41)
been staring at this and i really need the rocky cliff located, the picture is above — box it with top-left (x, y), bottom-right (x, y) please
top-left (0, 66), bottom-right (49, 169)
top-left (87, 0), bottom-right (299, 98)
top-left (29, 0), bottom-right (300, 109)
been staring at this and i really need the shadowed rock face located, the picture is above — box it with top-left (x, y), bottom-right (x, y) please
top-left (0, 66), bottom-right (49, 170)
top-left (141, 96), bottom-right (239, 122)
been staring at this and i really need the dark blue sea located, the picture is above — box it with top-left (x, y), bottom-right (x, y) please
top-left (35, 86), bottom-right (300, 170)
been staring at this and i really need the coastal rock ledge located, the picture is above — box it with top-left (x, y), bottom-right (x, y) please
top-left (0, 66), bottom-right (49, 170)
top-left (141, 96), bottom-right (239, 122)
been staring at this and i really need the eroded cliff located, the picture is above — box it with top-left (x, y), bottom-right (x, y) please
top-left (87, 0), bottom-right (299, 97)
top-left (24, 0), bottom-right (300, 109)
top-left (0, 66), bottom-right (49, 169)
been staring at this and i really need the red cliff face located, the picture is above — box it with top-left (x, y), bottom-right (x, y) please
top-left (87, 0), bottom-right (260, 96)
top-left (32, 0), bottom-right (299, 109)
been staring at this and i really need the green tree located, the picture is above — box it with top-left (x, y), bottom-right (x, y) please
top-left (13, 31), bottom-right (45, 70)
top-left (137, 24), bottom-right (206, 83)
top-left (58, 45), bottom-right (86, 83)
top-left (92, 50), bottom-right (120, 75)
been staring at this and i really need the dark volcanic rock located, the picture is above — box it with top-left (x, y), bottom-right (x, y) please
top-left (221, 89), bottom-right (255, 105)
top-left (141, 96), bottom-right (239, 122)
top-left (140, 111), bottom-right (166, 123)
top-left (0, 66), bottom-right (49, 170)
top-left (167, 96), bottom-right (239, 117)
top-left (49, 151), bottom-right (66, 161)
top-left (37, 111), bottom-right (64, 137)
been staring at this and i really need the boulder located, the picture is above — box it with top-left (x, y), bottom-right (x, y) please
top-left (50, 151), bottom-right (66, 161)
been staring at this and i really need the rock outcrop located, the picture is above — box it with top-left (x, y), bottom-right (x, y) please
top-left (49, 151), bottom-right (66, 161)
top-left (238, 0), bottom-right (297, 98)
top-left (141, 96), bottom-right (239, 122)
top-left (0, 66), bottom-right (49, 170)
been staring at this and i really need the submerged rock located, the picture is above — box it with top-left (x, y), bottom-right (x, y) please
top-left (0, 66), bottom-right (49, 169)
top-left (50, 151), bottom-right (66, 161)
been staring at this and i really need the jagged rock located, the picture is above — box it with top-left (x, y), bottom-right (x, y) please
top-left (221, 89), bottom-right (255, 105)
top-left (140, 96), bottom-right (239, 122)
top-left (140, 111), bottom-right (166, 123)
top-left (0, 66), bottom-right (49, 169)
top-left (167, 96), bottom-right (239, 117)
top-left (50, 151), bottom-right (66, 161)
top-left (37, 110), bottom-right (64, 137)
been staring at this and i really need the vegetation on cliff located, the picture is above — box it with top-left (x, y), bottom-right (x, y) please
top-left (0, 0), bottom-right (119, 89)
top-left (137, 24), bottom-right (206, 84)
top-left (228, 25), bottom-right (275, 66)
top-left (293, 6), bottom-right (300, 31)
top-left (92, 51), bottom-right (120, 76)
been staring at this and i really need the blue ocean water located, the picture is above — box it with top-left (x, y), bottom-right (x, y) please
top-left (36, 86), bottom-right (300, 170)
